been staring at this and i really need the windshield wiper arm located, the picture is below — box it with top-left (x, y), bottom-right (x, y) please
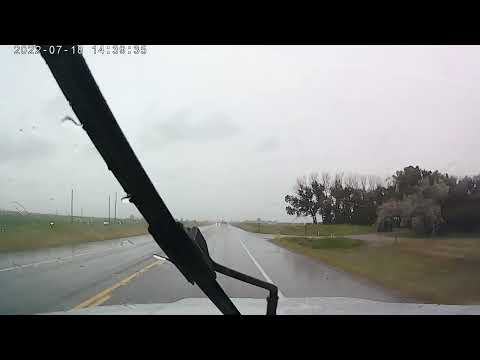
top-left (39, 46), bottom-right (278, 315)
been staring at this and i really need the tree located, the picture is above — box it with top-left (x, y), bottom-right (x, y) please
top-left (320, 172), bottom-right (334, 224)
top-left (322, 197), bottom-right (334, 224)
top-left (344, 173), bottom-right (359, 189)
top-left (285, 176), bottom-right (321, 223)
top-left (442, 175), bottom-right (480, 231)
top-left (310, 173), bottom-right (328, 222)
top-left (368, 175), bottom-right (383, 191)
top-left (359, 175), bottom-right (367, 192)
top-left (392, 165), bottom-right (424, 197)
top-left (285, 165), bottom-right (480, 235)
top-left (321, 172), bottom-right (331, 191)
top-left (330, 173), bottom-right (346, 224)
top-left (377, 172), bottom-right (450, 235)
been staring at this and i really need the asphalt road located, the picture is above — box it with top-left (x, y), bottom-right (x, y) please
top-left (0, 225), bottom-right (404, 314)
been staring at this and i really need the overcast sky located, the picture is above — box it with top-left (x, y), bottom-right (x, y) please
top-left (1, 45), bottom-right (479, 221)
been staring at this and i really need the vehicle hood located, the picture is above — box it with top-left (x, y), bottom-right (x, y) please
top-left (43, 297), bottom-right (480, 315)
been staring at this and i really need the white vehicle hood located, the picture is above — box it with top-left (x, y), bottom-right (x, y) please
top-left (44, 297), bottom-right (480, 315)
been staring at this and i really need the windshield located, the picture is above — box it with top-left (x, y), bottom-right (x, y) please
top-left (1, 45), bottom-right (480, 315)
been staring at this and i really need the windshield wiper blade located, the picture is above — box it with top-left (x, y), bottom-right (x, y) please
top-left (39, 46), bottom-right (240, 315)
top-left (39, 46), bottom-right (278, 315)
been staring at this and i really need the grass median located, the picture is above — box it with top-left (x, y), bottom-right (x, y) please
top-left (272, 235), bottom-right (480, 305)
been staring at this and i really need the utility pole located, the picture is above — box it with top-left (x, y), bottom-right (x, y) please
top-left (70, 189), bottom-right (73, 223)
top-left (108, 195), bottom-right (111, 224)
top-left (114, 192), bottom-right (117, 224)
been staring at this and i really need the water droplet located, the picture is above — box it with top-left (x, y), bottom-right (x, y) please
top-left (61, 116), bottom-right (83, 128)
top-left (121, 195), bottom-right (132, 204)
top-left (19, 128), bottom-right (23, 132)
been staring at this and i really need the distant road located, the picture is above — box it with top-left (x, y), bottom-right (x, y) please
top-left (0, 225), bottom-right (404, 314)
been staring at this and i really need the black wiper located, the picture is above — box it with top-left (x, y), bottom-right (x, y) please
top-left (39, 46), bottom-right (278, 315)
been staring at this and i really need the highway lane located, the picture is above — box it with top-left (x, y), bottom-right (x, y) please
top-left (0, 235), bottom-right (161, 314)
top-left (101, 225), bottom-right (269, 306)
top-left (0, 225), bottom-right (404, 314)
top-left (102, 225), bottom-right (404, 307)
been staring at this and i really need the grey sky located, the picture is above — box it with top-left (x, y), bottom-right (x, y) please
top-left (1, 45), bottom-right (479, 221)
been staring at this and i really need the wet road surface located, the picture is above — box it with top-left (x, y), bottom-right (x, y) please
top-left (0, 225), bottom-right (403, 314)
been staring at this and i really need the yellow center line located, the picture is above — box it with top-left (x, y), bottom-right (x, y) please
top-left (88, 294), bottom-right (112, 308)
top-left (73, 259), bottom-right (162, 310)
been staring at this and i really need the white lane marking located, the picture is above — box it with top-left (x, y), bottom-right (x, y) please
top-left (0, 241), bottom-right (154, 273)
top-left (238, 236), bottom-right (285, 299)
top-left (0, 258), bottom-right (60, 272)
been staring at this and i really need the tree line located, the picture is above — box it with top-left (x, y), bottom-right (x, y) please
top-left (285, 172), bottom-right (385, 225)
top-left (285, 166), bottom-right (480, 235)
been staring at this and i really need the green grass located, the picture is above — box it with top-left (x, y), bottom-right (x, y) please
top-left (232, 222), bottom-right (374, 237)
top-left (272, 235), bottom-right (480, 305)
top-left (0, 212), bottom-right (149, 253)
top-left (281, 236), bottom-right (364, 250)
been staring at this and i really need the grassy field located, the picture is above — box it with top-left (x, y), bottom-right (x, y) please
top-left (386, 228), bottom-right (480, 240)
top-left (272, 235), bottom-right (480, 304)
top-left (0, 212), bottom-right (149, 253)
top-left (232, 222), bottom-right (374, 237)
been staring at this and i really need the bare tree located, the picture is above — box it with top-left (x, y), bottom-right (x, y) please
top-left (359, 175), bottom-right (367, 191)
top-left (296, 175), bottom-right (308, 189)
top-left (367, 175), bottom-right (375, 190)
top-left (368, 174), bottom-right (384, 190)
top-left (345, 173), bottom-right (359, 189)
top-left (334, 172), bottom-right (344, 187)
top-left (321, 172), bottom-right (331, 188)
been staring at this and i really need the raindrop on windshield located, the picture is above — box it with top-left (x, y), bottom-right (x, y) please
top-left (121, 195), bottom-right (132, 204)
top-left (61, 116), bottom-right (83, 128)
